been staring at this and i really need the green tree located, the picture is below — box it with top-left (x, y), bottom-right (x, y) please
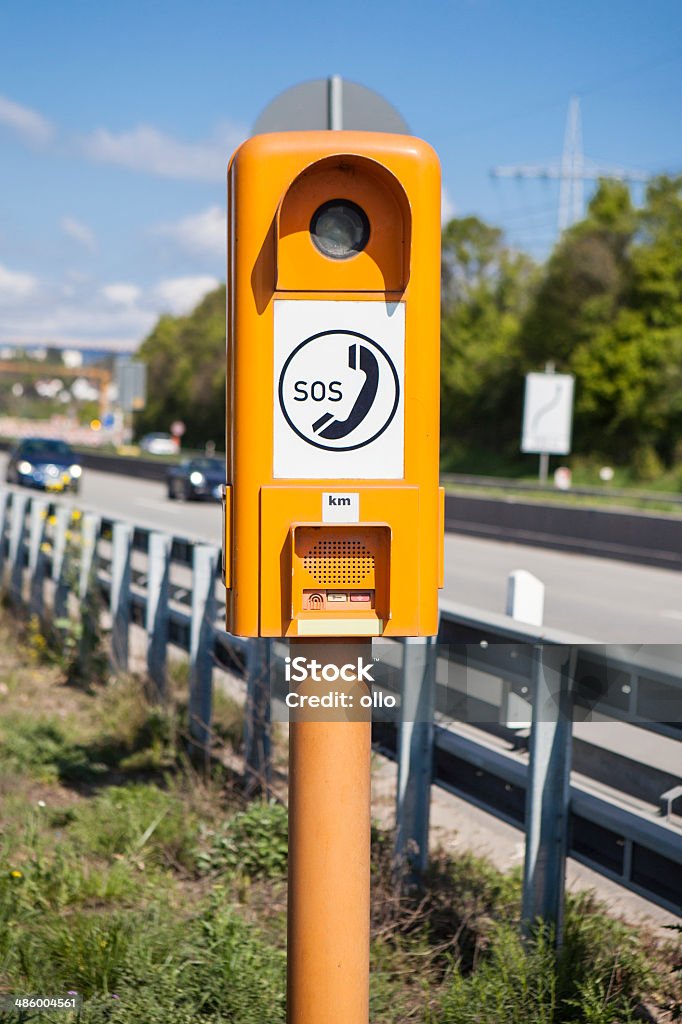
top-left (628, 176), bottom-right (682, 462)
top-left (440, 216), bottom-right (536, 464)
top-left (517, 178), bottom-right (682, 463)
top-left (135, 285), bottom-right (226, 449)
top-left (518, 179), bottom-right (636, 371)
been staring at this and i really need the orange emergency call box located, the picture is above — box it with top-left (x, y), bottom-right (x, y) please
top-left (224, 130), bottom-right (444, 639)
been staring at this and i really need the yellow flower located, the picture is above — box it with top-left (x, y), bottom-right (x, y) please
top-left (10, 870), bottom-right (22, 878)
top-left (41, 542), bottom-right (52, 554)
top-left (71, 509), bottom-right (82, 522)
top-left (48, 514), bottom-right (57, 525)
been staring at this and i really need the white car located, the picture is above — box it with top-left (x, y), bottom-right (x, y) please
top-left (139, 432), bottom-right (179, 456)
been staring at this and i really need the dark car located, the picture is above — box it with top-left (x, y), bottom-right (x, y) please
top-left (5, 438), bottom-right (82, 494)
top-left (166, 457), bottom-right (224, 501)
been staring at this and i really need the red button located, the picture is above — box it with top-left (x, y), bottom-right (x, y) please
top-left (350, 593), bottom-right (371, 603)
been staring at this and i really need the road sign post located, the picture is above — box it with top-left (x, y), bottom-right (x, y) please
top-left (224, 130), bottom-right (442, 1023)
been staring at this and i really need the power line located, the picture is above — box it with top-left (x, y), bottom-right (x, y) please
top-left (455, 47), bottom-right (682, 139)
top-left (491, 98), bottom-right (651, 232)
top-left (576, 47), bottom-right (682, 100)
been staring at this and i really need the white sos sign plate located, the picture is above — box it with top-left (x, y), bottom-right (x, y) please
top-left (273, 300), bottom-right (405, 479)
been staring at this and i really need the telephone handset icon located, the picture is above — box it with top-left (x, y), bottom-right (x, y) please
top-left (312, 342), bottom-right (379, 440)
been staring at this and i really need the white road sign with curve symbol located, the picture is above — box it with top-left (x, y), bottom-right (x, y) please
top-left (521, 372), bottom-right (575, 455)
top-left (273, 300), bottom-right (405, 479)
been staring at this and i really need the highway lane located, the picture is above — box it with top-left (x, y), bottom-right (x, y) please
top-left (1, 454), bottom-right (680, 642)
top-left (444, 533), bottom-right (682, 643)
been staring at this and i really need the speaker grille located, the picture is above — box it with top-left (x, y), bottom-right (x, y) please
top-left (303, 538), bottom-right (375, 585)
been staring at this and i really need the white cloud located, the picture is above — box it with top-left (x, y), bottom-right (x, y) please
top-left (154, 205), bottom-right (225, 257)
top-left (0, 264), bottom-right (38, 303)
top-left (61, 216), bottom-right (97, 252)
top-left (0, 302), bottom-right (156, 345)
top-left (80, 120), bottom-right (244, 182)
top-left (0, 95), bottom-right (54, 146)
top-left (0, 273), bottom-right (154, 350)
top-left (101, 282), bottom-right (142, 307)
top-left (442, 186), bottom-right (457, 224)
top-left (0, 267), bottom-right (221, 352)
top-left (153, 275), bottom-right (220, 315)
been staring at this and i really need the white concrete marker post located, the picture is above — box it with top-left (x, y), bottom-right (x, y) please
top-left (506, 570), bottom-right (545, 628)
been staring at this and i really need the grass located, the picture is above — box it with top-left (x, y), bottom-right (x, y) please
top-left (0, 614), bottom-right (679, 1022)
top-left (440, 445), bottom-right (682, 492)
top-left (434, 907), bottom-right (652, 1024)
top-left (444, 481), bottom-right (682, 517)
top-left (441, 444), bottom-right (682, 515)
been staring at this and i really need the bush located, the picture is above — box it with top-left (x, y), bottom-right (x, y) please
top-left (631, 444), bottom-right (665, 483)
top-left (0, 716), bottom-right (107, 783)
top-left (197, 801), bottom-right (288, 879)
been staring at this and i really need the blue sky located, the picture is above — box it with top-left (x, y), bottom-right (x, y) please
top-left (0, 0), bottom-right (680, 350)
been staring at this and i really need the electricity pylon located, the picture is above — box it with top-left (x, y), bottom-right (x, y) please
top-left (491, 97), bottom-right (650, 232)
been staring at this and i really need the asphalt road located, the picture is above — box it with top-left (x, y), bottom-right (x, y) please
top-left (1, 454), bottom-right (680, 642)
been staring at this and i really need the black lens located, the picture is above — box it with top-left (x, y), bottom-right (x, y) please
top-left (310, 200), bottom-right (370, 260)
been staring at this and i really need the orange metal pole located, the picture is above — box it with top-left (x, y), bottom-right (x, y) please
top-left (287, 640), bottom-right (372, 1024)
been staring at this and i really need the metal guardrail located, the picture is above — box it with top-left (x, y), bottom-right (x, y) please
top-left (444, 492), bottom-right (682, 570)
top-left (0, 485), bottom-right (680, 920)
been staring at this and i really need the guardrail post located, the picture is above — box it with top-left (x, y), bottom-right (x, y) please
top-left (110, 522), bottom-right (133, 672)
top-left (78, 513), bottom-right (101, 601)
top-left (243, 637), bottom-right (272, 796)
top-left (394, 635), bottom-right (437, 879)
top-left (9, 492), bottom-right (28, 606)
top-left (0, 490), bottom-right (9, 580)
top-left (522, 643), bottom-right (575, 944)
top-left (28, 498), bottom-right (49, 621)
top-left (502, 570), bottom-right (544, 729)
top-left (146, 531), bottom-right (171, 700)
top-left (188, 544), bottom-right (219, 765)
top-left (51, 505), bottom-right (71, 621)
